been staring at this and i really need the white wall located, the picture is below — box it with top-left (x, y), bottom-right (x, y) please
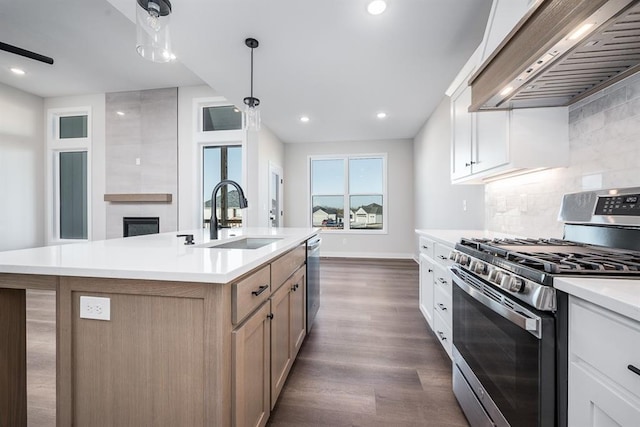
top-left (413, 96), bottom-right (485, 233)
top-left (254, 126), bottom-right (285, 228)
top-left (284, 139), bottom-right (415, 258)
top-left (484, 73), bottom-right (640, 238)
top-left (44, 93), bottom-right (107, 241)
top-left (0, 83), bottom-right (44, 251)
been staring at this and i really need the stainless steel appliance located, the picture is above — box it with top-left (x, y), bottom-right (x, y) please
top-left (450, 187), bottom-right (640, 427)
top-left (306, 236), bottom-right (321, 333)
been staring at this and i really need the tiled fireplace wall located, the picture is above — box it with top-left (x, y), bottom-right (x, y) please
top-left (484, 74), bottom-right (640, 238)
top-left (105, 88), bottom-right (178, 238)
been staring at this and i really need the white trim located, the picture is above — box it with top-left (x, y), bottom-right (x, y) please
top-left (319, 251), bottom-right (415, 260)
top-left (46, 106), bottom-right (92, 245)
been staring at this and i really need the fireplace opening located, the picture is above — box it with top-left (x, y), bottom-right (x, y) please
top-left (123, 217), bottom-right (159, 237)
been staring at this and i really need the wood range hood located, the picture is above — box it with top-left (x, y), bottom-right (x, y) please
top-left (469, 0), bottom-right (640, 111)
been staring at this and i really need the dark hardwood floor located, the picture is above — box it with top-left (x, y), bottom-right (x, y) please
top-left (267, 258), bottom-right (469, 427)
top-left (24, 258), bottom-right (467, 426)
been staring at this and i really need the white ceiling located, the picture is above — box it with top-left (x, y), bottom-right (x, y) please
top-left (0, 0), bottom-right (492, 144)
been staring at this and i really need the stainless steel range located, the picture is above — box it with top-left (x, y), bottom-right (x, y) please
top-left (450, 187), bottom-right (640, 427)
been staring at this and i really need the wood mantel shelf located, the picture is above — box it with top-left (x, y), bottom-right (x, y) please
top-left (104, 193), bottom-right (172, 203)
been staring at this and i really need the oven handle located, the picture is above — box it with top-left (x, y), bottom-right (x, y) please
top-left (451, 266), bottom-right (542, 339)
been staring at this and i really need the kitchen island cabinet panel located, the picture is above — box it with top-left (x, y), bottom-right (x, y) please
top-left (0, 288), bottom-right (27, 427)
top-left (56, 276), bottom-right (232, 426)
top-left (232, 301), bottom-right (271, 427)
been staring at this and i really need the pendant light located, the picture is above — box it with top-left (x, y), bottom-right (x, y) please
top-left (243, 38), bottom-right (261, 131)
top-left (136, 0), bottom-right (173, 63)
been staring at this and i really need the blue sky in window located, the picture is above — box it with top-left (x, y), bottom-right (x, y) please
top-left (203, 146), bottom-right (242, 202)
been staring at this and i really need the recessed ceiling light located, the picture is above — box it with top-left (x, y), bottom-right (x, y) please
top-left (300, 116), bottom-right (310, 123)
top-left (367, 0), bottom-right (387, 15)
top-left (377, 112), bottom-right (387, 119)
top-left (10, 67), bottom-right (25, 75)
top-left (116, 111), bottom-right (125, 116)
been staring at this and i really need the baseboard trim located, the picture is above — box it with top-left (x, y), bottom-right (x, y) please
top-left (320, 251), bottom-right (415, 260)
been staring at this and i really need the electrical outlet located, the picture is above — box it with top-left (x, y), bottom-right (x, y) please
top-left (80, 296), bottom-right (111, 321)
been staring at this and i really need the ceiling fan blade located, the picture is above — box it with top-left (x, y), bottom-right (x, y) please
top-left (0, 41), bottom-right (54, 65)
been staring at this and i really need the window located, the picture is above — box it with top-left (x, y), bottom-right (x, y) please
top-left (203, 145), bottom-right (243, 228)
top-left (58, 151), bottom-right (88, 239)
top-left (47, 108), bottom-right (91, 243)
top-left (310, 155), bottom-right (386, 232)
top-left (202, 106), bottom-right (242, 131)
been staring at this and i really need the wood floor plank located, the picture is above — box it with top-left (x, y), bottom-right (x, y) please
top-left (268, 258), bottom-right (468, 426)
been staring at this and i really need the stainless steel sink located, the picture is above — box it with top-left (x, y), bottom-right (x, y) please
top-left (206, 237), bottom-right (283, 249)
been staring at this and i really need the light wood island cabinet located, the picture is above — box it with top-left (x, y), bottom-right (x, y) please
top-left (1, 238), bottom-right (309, 427)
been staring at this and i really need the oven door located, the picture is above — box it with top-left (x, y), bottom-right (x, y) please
top-left (451, 266), bottom-right (556, 427)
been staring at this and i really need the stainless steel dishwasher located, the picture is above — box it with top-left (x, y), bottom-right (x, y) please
top-left (306, 236), bottom-right (321, 333)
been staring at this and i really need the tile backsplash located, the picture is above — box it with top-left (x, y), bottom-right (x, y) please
top-left (485, 73), bottom-right (640, 238)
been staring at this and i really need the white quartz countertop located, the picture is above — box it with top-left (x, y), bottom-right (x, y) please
top-left (554, 277), bottom-right (640, 323)
top-left (0, 227), bottom-right (319, 284)
top-left (415, 229), bottom-right (520, 247)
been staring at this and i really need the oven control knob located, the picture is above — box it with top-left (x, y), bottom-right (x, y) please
top-left (459, 254), bottom-right (470, 266)
top-left (488, 269), bottom-right (502, 284)
top-left (449, 251), bottom-right (457, 261)
top-left (506, 276), bottom-right (525, 293)
top-left (470, 260), bottom-right (487, 275)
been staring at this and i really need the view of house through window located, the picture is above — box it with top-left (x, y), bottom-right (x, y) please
top-left (311, 156), bottom-right (385, 231)
top-left (203, 145), bottom-right (243, 229)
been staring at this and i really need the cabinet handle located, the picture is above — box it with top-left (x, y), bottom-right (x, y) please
top-left (428, 268), bottom-right (433, 273)
top-left (291, 283), bottom-right (299, 291)
top-left (267, 313), bottom-right (274, 320)
top-left (437, 255), bottom-right (447, 260)
top-left (422, 245), bottom-right (429, 250)
top-left (437, 277), bottom-right (448, 285)
top-left (251, 285), bottom-right (269, 296)
top-left (437, 331), bottom-right (447, 341)
top-left (437, 303), bottom-right (447, 311)
top-left (629, 364), bottom-right (640, 377)
top-left (465, 161), bottom-right (477, 167)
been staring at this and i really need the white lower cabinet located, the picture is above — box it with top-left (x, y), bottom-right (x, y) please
top-left (568, 296), bottom-right (640, 427)
top-left (417, 232), bottom-right (454, 358)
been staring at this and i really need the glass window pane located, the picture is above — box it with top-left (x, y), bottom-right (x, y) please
top-left (311, 159), bottom-right (344, 194)
top-left (350, 195), bottom-right (383, 230)
top-left (59, 115), bottom-right (88, 139)
top-left (203, 145), bottom-right (243, 228)
top-left (59, 151), bottom-right (88, 239)
top-left (349, 158), bottom-right (383, 194)
top-left (203, 106), bottom-right (242, 131)
top-left (312, 196), bottom-right (344, 229)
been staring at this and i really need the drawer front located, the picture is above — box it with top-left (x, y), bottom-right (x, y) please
top-left (434, 243), bottom-right (454, 268)
top-left (434, 283), bottom-right (452, 328)
top-left (570, 298), bottom-right (640, 398)
top-left (432, 263), bottom-right (452, 298)
top-left (433, 311), bottom-right (453, 359)
top-left (419, 236), bottom-right (435, 259)
top-left (232, 265), bottom-right (272, 325)
top-left (272, 245), bottom-right (306, 289)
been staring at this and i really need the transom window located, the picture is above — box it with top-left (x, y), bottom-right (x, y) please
top-left (310, 155), bottom-right (386, 232)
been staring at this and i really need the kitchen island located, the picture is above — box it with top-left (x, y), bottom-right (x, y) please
top-left (0, 227), bottom-right (318, 427)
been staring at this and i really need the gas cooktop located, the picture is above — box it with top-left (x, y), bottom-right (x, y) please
top-left (456, 237), bottom-right (640, 284)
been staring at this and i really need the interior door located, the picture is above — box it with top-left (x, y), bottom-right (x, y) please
top-left (269, 163), bottom-right (284, 228)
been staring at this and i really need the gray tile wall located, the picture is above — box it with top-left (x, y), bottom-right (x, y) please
top-left (105, 88), bottom-right (178, 238)
top-left (484, 73), bottom-right (640, 237)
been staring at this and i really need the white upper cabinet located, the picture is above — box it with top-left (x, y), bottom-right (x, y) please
top-left (448, 0), bottom-right (568, 184)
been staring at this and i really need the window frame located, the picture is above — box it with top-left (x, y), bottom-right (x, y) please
top-left (308, 153), bottom-right (388, 234)
top-left (194, 96), bottom-right (246, 230)
top-left (46, 106), bottom-right (92, 244)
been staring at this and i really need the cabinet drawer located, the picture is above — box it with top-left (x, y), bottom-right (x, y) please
top-left (433, 311), bottom-right (453, 359)
top-left (570, 298), bottom-right (640, 398)
top-left (232, 265), bottom-right (271, 325)
top-left (432, 263), bottom-right (452, 297)
top-left (272, 245), bottom-right (305, 289)
top-left (434, 284), bottom-right (452, 329)
top-left (434, 243), bottom-right (454, 268)
top-left (419, 236), bottom-right (435, 259)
